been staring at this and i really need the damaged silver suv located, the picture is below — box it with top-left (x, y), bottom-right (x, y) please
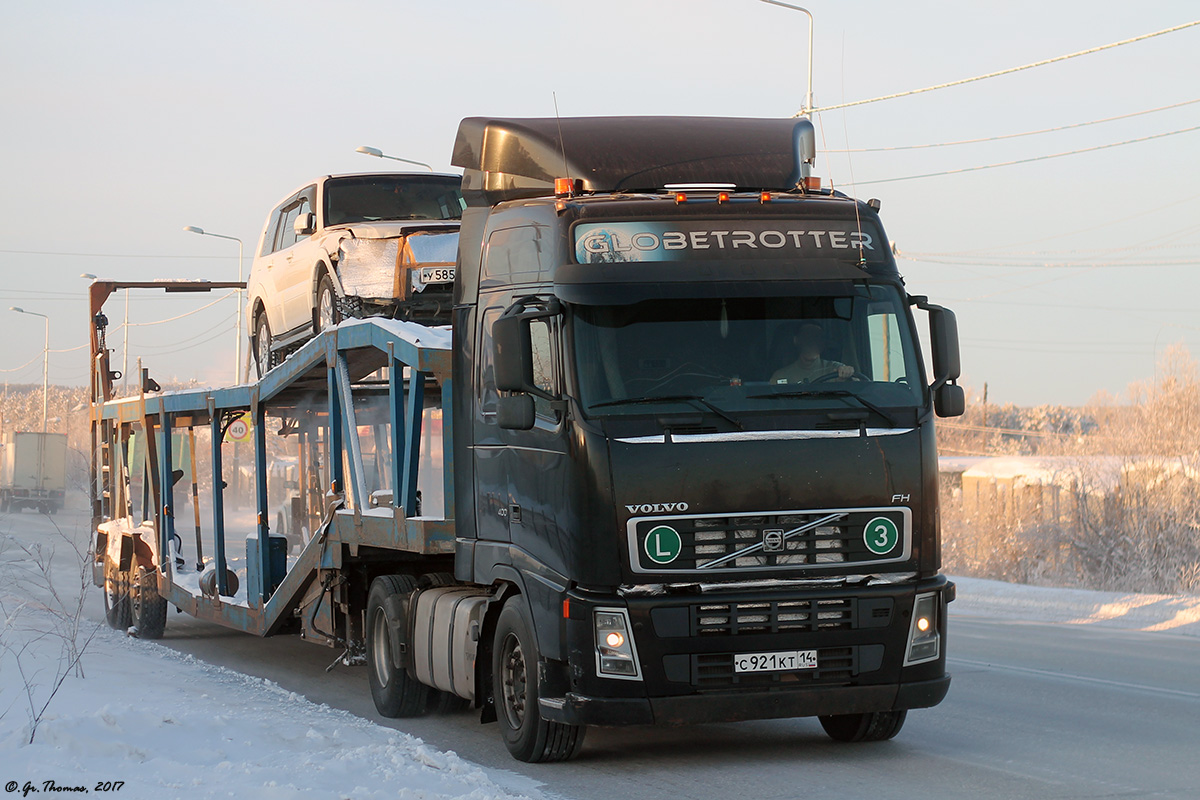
top-left (247, 172), bottom-right (463, 376)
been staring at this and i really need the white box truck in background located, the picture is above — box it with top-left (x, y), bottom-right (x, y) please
top-left (1, 431), bottom-right (68, 514)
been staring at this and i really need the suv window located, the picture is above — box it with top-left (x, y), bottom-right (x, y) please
top-left (323, 175), bottom-right (463, 226)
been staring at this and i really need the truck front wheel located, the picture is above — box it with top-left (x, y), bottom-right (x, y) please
top-left (367, 575), bottom-right (430, 717)
top-left (819, 710), bottom-right (907, 742)
top-left (493, 600), bottom-right (586, 762)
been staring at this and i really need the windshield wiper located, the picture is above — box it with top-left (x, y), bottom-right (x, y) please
top-left (588, 394), bottom-right (743, 430)
top-left (746, 388), bottom-right (899, 427)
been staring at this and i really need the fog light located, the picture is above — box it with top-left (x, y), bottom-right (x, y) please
top-left (594, 607), bottom-right (642, 680)
top-left (905, 592), bottom-right (940, 666)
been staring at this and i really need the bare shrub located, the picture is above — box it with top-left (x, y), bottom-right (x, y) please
top-left (0, 516), bottom-right (101, 743)
top-left (940, 346), bottom-right (1200, 594)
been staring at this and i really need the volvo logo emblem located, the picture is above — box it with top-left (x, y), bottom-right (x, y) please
top-left (762, 529), bottom-right (785, 552)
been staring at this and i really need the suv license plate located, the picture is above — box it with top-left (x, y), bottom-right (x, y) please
top-left (418, 266), bottom-right (455, 284)
top-left (734, 649), bottom-right (818, 673)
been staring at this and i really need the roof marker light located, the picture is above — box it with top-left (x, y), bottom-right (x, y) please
top-left (674, 192), bottom-right (687, 204)
top-left (717, 191), bottom-right (730, 204)
top-left (803, 176), bottom-right (822, 191)
top-left (760, 191), bottom-right (772, 204)
top-left (554, 178), bottom-right (573, 197)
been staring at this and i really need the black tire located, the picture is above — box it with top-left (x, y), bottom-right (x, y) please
top-left (253, 311), bottom-right (273, 379)
top-left (493, 600), bottom-right (586, 763)
top-left (819, 710), bottom-right (907, 742)
top-left (103, 558), bottom-right (131, 630)
top-left (367, 574), bottom-right (430, 718)
top-left (314, 271), bottom-right (340, 335)
top-left (129, 552), bottom-right (167, 639)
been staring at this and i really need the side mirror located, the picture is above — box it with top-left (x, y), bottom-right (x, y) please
top-left (493, 312), bottom-right (530, 393)
top-left (294, 212), bottom-right (315, 237)
top-left (492, 297), bottom-right (560, 398)
top-left (935, 383), bottom-right (965, 418)
top-left (927, 307), bottom-right (961, 383)
top-left (497, 394), bottom-right (535, 430)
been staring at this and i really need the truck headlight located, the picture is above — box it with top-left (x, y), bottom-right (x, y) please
top-left (594, 607), bottom-right (641, 680)
top-left (904, 592), bottom-right (940, 665)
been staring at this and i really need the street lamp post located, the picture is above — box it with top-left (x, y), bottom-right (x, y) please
top-left (9, 307), bottom-right (49, 434)
top-left (355, 146), bottom-right (434, 171)
top-left (183, 226), bottom-right (244, 383)
top-left (759, 0), bottom-right (815, 117)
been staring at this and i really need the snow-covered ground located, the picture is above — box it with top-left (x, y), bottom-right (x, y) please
top-left (2, 509), bottom-right (1197, 799)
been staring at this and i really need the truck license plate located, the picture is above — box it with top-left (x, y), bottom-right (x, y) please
top-left (733, 649), bottom-right (818, 673)
top-left (419, 266), bottom-right (455, 284)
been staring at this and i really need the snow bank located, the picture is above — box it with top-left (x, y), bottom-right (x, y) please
top-left (951, 575), bottom-right (1200, 637)
top-left (0, 609), bottom-right (529, 800)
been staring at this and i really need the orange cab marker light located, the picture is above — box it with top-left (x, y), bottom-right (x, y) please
top-left (563, 598), bottom-right (570, 618)
top-left (760, 191), bottom-right (772, 203)
top-left (804, 176), bottom-right (822, 191)
top-left (674, 192), bottom-right (687, 204)
top-left (554, 178), bottom-right (573, 197)
top-left (717, 191), bottom-right (730, 204)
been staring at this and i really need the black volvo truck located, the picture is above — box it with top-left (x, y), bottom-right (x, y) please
top-left (442, 116), bottom-right (965, 761)
top-left (89, 114), bottom-right (964, 766)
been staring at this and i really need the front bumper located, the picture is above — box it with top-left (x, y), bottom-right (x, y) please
top-left (540, 674), bottom-right (951, 726)
top-left (550, 576), bottom-right (953, 727)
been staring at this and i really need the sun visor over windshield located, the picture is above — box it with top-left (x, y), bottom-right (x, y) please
top-left (554, 260), bottom-right (861, 305)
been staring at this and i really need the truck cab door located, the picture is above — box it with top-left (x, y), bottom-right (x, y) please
top-left (473, 304), bottom-right (510, 543)
top-left (499, 309), bottom-right (570, 571)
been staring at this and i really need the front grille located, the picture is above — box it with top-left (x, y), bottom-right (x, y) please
top-left (694, 598), bottom-right (855, 635)
top-left (628, 508), bottom-right (910, 574)
top-left (692, 646), bottom-right (856, 687)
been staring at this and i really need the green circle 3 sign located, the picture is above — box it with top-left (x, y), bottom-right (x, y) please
top-left (645, 525), bottom-right (682, 565)
top-left (863, 517), bottom-right (899, 555)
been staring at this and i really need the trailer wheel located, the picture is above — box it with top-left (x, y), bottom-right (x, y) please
top-left (129, 553), bottom-right (168, 639)
top-left (103, 559), bottom-right (131, 630)
top-left (367, 574), bottom-right (430, 717)
top-left (819, 710), bottom-right (907, 742)
top-left (493, 599), bottom-right (586, 763)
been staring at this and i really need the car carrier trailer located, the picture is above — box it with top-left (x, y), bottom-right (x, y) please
top-left (89, 116), bottom-right (965, 763)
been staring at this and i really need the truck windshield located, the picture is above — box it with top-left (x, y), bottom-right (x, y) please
top-left (572, 284), bottom-right (924, 422)
top-left (324, 175), bottom-right (465, 226)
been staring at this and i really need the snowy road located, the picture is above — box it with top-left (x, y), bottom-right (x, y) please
top-left (5, 508), bottom-right (1199, 799)
top-left (155, 606), bottom-right (1200, 800)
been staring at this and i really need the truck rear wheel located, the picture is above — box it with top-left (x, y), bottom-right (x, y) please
top-left (367, 574), bottom-right (430, 717)
top-left (493, 600), bottom-right (585, 763)
top-left (819, 710), bottom-right (907, 742)
top-left (129, 553), bottom-right (167, 639)
top-left (103, 559), bottom-right (131, 630)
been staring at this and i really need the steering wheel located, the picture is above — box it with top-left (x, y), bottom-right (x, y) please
top-left (810, 369), bottom-right (871, 383)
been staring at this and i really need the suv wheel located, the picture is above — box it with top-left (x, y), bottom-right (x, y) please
top-left (315, 272), bottom-right (340, 334)
top-left (254, 312), bottom-right (273, 379)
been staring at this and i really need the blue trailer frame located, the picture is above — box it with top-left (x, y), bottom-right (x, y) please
top-left (88, 279), bottom-right (454, 638)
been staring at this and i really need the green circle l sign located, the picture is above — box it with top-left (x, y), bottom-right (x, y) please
top-left (863, 517), bottom-right (899, 555)
top-left (645, 525), bottom-right (682, 565)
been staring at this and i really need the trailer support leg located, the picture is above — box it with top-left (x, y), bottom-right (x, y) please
top-left (208, 399), bottom-right (229, 597)
top-left (254, 400), bottom-right (271, 604)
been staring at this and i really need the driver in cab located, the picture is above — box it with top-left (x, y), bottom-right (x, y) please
top-left (770, 323), bottom-right (855, 384)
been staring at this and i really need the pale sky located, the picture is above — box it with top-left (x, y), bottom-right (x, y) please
top-left (2, 0), bottom-right (1197, 407)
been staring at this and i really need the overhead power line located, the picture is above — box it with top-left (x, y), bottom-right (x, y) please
top-left (823, 98), bottom-right (1200, 153)
top-left (0, 248), bottom-right (240, 260)
top-left (802, 20), bottom-right (1200, 115)
top-left (855, 124), bottom-right (1200, 186)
